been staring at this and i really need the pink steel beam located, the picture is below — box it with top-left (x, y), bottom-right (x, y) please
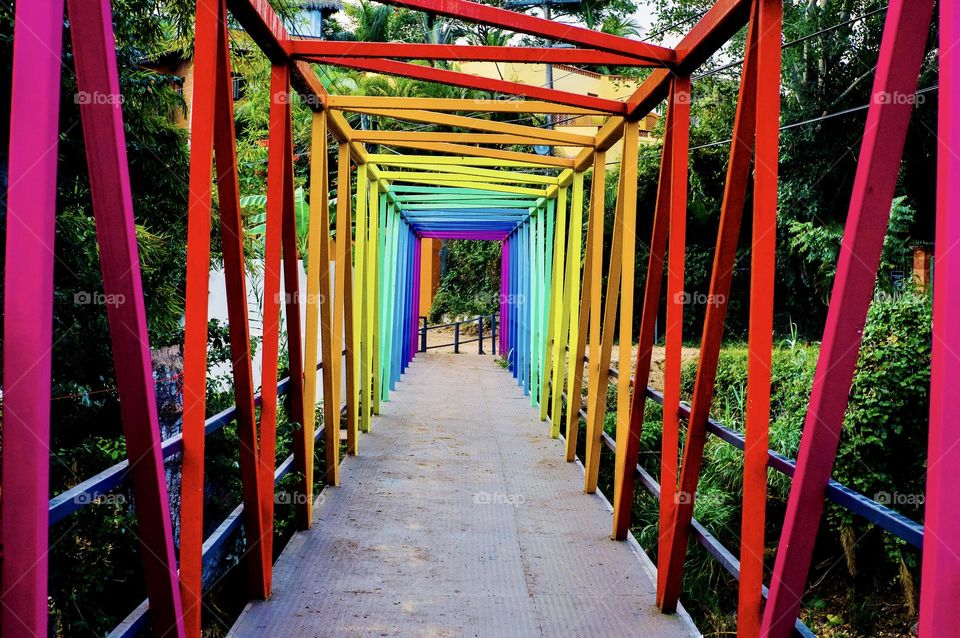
top-left (376, 0), bottom-right (675, 65)
top-left (311, 57), bottom-right (626, 114)
top-left (418, 232), bottom-right (508, 240)
top-left (761, 1), bottom-right (935, 635)
top-left (1, 1), bottom-right (64, 635)
top-left (68, 0), bottom-right (185, 634)
top-left (291, 41), bottom-right (656, 67)
top-left (919, 4), bottom-right (960, 633)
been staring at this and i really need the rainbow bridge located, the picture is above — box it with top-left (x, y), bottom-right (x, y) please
top-left (3, 0), bottom-right (957, 637)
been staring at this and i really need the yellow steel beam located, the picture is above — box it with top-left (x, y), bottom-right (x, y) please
top-left (377, 170), bottom-right (559, 186)
top-left (367, 154), bottom-right (561, 170)
top-left (373, 163), bottom-right (559, 185)
top-left (363, 140), bottom-right (574, 167)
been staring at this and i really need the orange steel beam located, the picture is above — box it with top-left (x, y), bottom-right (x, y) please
top-left (328, 95), bottom-right (607, 115)
top-left (348, 108), bottom-right (595, 145)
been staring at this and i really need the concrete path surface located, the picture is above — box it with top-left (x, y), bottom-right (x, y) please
top-left (229, 353), bottom-right (699, 638)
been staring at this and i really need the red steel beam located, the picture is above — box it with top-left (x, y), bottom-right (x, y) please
top-left (180, 0), bottom-right (220, 630)
top-left (313, 56), bottom-right (626, 113)
top-left (213, 1), bottom-right (270, 600)
top-left (761, 1), bottom-right (935, 635)
top-left (626, 0), bottom-right (752, 117)
top-left (2, 1), bottom-right (64, 635)
top-left (226, 0), bottom-right (329, 110)
top-left (69, 0), bottom-right (185, 634)
top-left (378, 0), bottom-right (675, 65)
top-left (279, 105), bottom-right (310, 528)
top-left (291, 40), bottom-right (656, 67)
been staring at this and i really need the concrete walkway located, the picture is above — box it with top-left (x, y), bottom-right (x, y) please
top-left (229, 353), bottom-right (699, 638)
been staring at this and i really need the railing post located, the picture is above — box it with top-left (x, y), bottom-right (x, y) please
top-left (454, 321), bottom-right (460, 353)
top-left (420, 316), bottom-right (427, 352)
top-left (491, 315), bottom-right (497, 356)
top-left (478, 315), bottom-right (484, 354)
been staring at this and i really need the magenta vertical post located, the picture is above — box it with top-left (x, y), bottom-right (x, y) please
top-left (761, 1), bottom-right (935, 635)
top-left (500, 241), bottom-right (509, 355)
top-left (1, 1), bottom-right (64, 635)
top-left (66, 0), bottom-right (186, 634)
top-left (919, 3), bottom-right (960, 633)
top-left (411, 236), bottom-right (422, 361)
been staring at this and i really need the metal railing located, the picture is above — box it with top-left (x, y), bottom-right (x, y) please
top-left (419, 314), bottom-right (498, 355)
top-left (545, 354), bottom-right (927, 638)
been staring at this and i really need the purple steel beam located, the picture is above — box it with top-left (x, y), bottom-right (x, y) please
top-left (761, 1), bottom-right (935, 635)
top-left (919, 4), bottom-right (960, 633)
top-left (67, 0), bottom-right (186, 634)
top-left (1, 1), bottom-right (64, 634)
top-left (418, 232), bottom-right (508, 240)
top-left (500, 241), bottom-right (509, 355)
top-left (411, 236), bottom-right (422, 362)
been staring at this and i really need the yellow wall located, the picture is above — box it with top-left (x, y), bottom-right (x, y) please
top-left (457, 62), bottom-right (660, 161)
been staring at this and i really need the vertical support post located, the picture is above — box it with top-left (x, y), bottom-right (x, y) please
top-left (70, 0), bottom-right (189, 631)
top-left (303, 114), bottom-right (326, 506)
top-left (178, 0), bottom-right (221, 628)
top-left (212, 6), bottom-right (269, 582)
top-left (336, 144), bottom-right (359, 455)
top-left (279, 100), bottom-right (308, 524)
top-left (610, 120), bottom-right (640, 537)
top-left (555, 173), bottom-right (584, 440)
top-left (739, 0), bottom-right (780, 633)
top-left (3, 1), bottom-right (61, 635)
top-left (256, 62), bottom-right (292, 586)
top-left (584, 145), bottom-right (626, 494)
top-left (762, 1), bottom-right (934, 633)
top-left (492, 315), bottom-right (497, 356)
top-left (454, 321), bottom-right (461, 353)
top-left (421, 316), bottom-right (428, 352)
top-left (317, 114), bottom-right (339, 486)
top-left (355, 164), bottom-right (368, 434)
top-left (478, 315), bottom-right (484, 354)
top-left (612, 97), bottom-right (675, 539)
top-left (364, 176), bottom-right (380, 427)
top-left (919, 1), bottom-right (960, 630)
top-left (565, 157), bottom-right (602, 462)
top-left (539, 194), bottom-right (562, 421)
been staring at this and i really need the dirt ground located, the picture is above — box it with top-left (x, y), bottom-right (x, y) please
top-left (421, 325), bottom-right (699, 392)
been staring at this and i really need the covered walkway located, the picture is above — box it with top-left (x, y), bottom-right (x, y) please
top-left (229, 354), bottom-right (697, 638)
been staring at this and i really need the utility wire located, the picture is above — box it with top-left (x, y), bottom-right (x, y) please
top-left (688, 84), bottom-right (937, 151)
top-left (694, 4), bottom-right (889, 80)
